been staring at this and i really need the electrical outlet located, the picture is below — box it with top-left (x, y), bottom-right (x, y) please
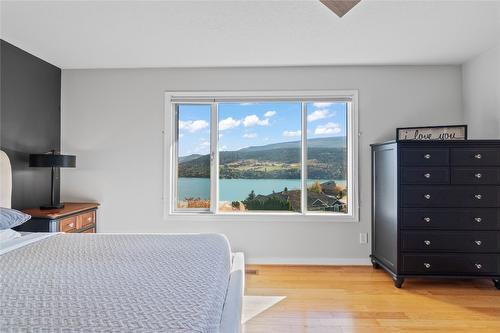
top-left (359, 233), bottom-right (368, 244)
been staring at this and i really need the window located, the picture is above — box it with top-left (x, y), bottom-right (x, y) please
top-left (218, 102), bottom-right (302, 212)
top-left (168, 91), bottom-right (358, 221)
top-left (306, 102), bottom-right (348, 214)
top-left (175, 104), bottom-right (211, 210)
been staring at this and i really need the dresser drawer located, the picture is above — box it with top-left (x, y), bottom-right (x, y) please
top-left (451, 148), bottom-right (500, 166)
top-left (401, 148), bottom-right (449, 166)
top-left (78, 211), bottom-right (96, 228)
top-left (402, 167), bottom-right (449, 184)
top-left (401, 208), bottom-right (500, 230)
top-left (451, 167), bottom-right (500, 185)
top-left (59, 216), bottom-right (77, 232)
top-left (402, 186), bottom-right (500, 207)
top-left (401, 254), bottom-right (500, 275)
top-left (82, 228), bottom-right (96, 233)
top-left (402, 231), bottom-right (500, 253)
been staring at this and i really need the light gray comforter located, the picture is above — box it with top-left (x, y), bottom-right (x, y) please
top-left (0, 233), bottom-right (231, 332)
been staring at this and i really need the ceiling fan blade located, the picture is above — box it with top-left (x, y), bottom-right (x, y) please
top-left (320, 0), bottom-right (362, 17)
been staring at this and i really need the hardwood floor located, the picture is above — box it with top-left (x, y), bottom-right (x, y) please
top-left (242, 265), bottom-right (500, 333)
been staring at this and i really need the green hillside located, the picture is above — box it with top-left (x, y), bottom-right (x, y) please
top-left (178, 136), bottom-right (346, 179)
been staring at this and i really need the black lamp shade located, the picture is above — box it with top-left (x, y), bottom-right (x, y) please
top-left (29, 153), bottom-right (76, 168)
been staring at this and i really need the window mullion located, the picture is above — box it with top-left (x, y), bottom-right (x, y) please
top-left (301, 102), bottom-right (307, 215)
top-left (210, 102), bottom-right (219, 214)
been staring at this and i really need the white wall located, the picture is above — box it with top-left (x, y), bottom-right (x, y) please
top-left (61, 66), bottom-right (463, 264)
top-left (463, 45), bottom-right (500, 139)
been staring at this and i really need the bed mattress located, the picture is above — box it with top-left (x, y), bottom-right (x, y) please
top-left (0, 233), bottom-right (231, 333)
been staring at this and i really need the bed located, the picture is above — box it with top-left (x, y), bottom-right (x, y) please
top-left (0, 150), bottom-right (244, 333)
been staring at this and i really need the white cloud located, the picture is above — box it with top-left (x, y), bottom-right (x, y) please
top-left (307, 109), bottom-right (331, 122)
top-left (243, 114), bottom-right (269, 127)
top-left (314, 122), bottom-right (342, 135)
top-left (193, 140), bottom-right (210, 154)
top-left (243, 133), bottom-right (258, 139)
top-left (179, 119), bottom-right (209, 133)
top-left (283, 130), bottom-right (301, 137)
top-left (221, 145), bottom-right (228, 150)
top-left (264, 110), bottom-right (276, 118)
top-left (313, 102), bottom-right (333, 108)
top-left (219, 117), bottom-right (241, 131)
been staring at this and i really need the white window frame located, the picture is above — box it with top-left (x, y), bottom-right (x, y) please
top-left (164, 90), bottom-right (359, 223)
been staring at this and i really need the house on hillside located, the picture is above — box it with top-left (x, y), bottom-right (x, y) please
top-left (263, 188), bottom-right (346, 213)
top-left (307, 192), bottom-right (346, 212)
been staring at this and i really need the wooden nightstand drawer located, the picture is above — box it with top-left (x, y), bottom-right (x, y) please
top-left (78, 211), bottom-right (95, 228)
top-left (60, 216), bottom-right (78, 232)
top-left (18, 203), bottom-right (99, 233)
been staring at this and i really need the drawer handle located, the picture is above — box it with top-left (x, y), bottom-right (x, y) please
top-left (424, 194), bottom-right (431, 200)
top-left (87, 217), bottom-right (92, 222)
top-left (424, 240), bottom-right (431, 246)
top-left (424, 154), bottom-right (431, 159)
top-left (474, 217), bottom-right (482, 223)
top-left (424, 173), bottom-right (431, 179)
top-left (474, 173), bottom-right (482, 179)
top-left (475, 240), bottom-right (482, 246)
top-left (474, 194), bottom-right (482, 200)
top-left (424, 263), bottom-right (431, 269)
top-left (68, 222), bottom-right (75, 228)
top-left (474, 153), bottom-right (482, 159)
top-left (475, 263), bottom-right (482, 270)
top-left (423, 217), bottom-right (431, 223)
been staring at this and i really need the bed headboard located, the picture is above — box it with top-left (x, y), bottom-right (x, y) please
top-left (0, 150), bottom-right (12, 208)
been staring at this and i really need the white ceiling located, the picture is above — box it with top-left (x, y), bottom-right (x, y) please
top-left (1, 0), bottom-right (499, 69)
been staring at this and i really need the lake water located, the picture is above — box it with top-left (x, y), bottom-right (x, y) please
top-left (178, 177), bottom-right (346, 201)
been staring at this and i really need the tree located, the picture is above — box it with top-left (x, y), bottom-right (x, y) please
top-left (310, 180), bottom-right (322, 193)
top-left (243, 195), bottom-right (292, 211)
top-left (247, 190), bottom-right (255, 201)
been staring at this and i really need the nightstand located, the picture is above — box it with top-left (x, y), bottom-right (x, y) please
top-left (16, 202), bottom-right (99, 233)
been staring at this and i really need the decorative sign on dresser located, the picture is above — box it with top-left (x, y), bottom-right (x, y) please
top-left (396, 125), bottom-right (467, 141)
top-left (371, 140), bottom-right (500, 289)
top-left (15, 202), bottom-right (99, 233)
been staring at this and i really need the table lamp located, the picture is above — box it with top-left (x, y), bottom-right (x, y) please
top-left (29, 150), bottom-right (76, 210)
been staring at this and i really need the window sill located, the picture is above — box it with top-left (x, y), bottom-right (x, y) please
top-left (165, 211), bottom-right (359, 223)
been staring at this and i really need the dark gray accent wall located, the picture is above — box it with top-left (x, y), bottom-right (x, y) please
top-left (1, 40), bottom-right (61, 209)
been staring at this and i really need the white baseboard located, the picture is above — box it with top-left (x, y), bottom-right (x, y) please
top-left (246, 257), bottom-right (371, 265)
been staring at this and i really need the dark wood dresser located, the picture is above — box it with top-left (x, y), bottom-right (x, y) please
top-left (16, 202), bottom-right (99, 233)
top-left (371, 140), bottom-right (500, 288)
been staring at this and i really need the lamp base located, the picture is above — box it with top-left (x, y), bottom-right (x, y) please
top-left (40, 203), bottom-right (65, 210)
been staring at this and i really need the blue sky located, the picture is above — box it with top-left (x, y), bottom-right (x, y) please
top-left (177, 102), bottom-right (347, 157)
